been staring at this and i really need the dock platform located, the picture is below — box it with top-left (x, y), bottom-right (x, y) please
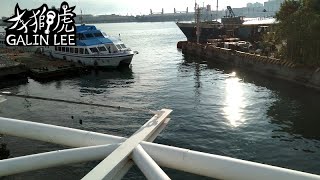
top-left (0, 48), bottom-right (87, 81)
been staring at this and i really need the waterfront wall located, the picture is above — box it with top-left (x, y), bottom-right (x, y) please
top-left (0, 64), bottom-right (27, 79)
top-left (179, 41), bottom-right (320, 90)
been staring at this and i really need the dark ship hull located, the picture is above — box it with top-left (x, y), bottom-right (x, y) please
top-left (176, 13), bottom-right (246, 42)
top-left (176, 22), bottom-right (225, 42)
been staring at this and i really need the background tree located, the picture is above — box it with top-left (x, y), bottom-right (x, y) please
top-left (273, 0), bottom-right (320, 65)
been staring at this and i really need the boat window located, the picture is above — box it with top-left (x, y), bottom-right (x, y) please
top-left (80, 48), bottom-right (84, 54)
top-left (78, 33), bottom-right (85, 40)
top-left (98, 46), bottom-right (107, 51)
top-left (94, 32), bottom-right (103, 37)
top-left (121, 44), bottom-right (126, 48)
top-left (85, 49), bottom-right (89, 54)
top-left (106, 46), bottom-right (111, 53)
top-left (58, 47), bottom-right (61, 51)
top-left (66, 47), bottom-right (69, 52)
top-left (90, 47), bottom-right (99, 53)
top-left (70, 48), bottom-right (74, 53)
top-left (75, 48), bottom-right (78, 53)
top-left (62, 47), bottom-right (65, 52)
top-left (85, 33), bottom-right (94, 38)
top-left (116, 45), bottom-right (122, 49)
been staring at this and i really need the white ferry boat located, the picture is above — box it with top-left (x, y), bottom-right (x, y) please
top-left (42, 24), bottom-right (135, 68)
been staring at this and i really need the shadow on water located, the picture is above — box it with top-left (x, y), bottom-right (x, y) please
top-left (0, 77), bottom-right (28, 89)
top-left (183, 54), bottom-right (320, 141)
top-left (193, 62), bottom-right (202, 106)
top-left (77, 68), bottom-right (135, 94)
top-left (177, 56), bottom-right (208, 108)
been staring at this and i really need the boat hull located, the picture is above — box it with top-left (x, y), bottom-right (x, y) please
top-left (176, 22), bottom-right (225, 42)
top-left (44, 51), bottom-right (134, 68)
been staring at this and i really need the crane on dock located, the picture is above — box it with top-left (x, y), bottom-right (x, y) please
top-left (226, 6), bottom-right (236, 17)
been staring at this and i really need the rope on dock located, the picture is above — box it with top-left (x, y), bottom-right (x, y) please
top-left (0, 92), bottom-right (157, 114)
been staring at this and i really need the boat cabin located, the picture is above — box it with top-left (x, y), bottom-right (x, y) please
top-left (44, 25), bottom-right (129, 55)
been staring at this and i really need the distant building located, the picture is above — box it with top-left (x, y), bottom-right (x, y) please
top-left (247, 2), bottom-right (264, 8)
top-left (229, 0), bottom-right (284, 18)
top-left (232, 5), bottom-right (273, 18)
top-left (264, 0), bottom-right (285, 12)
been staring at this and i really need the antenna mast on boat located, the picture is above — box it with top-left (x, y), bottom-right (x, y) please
top-left (194, 0), bottom-right (197, 22)
top-left (80, 9), bottom-right (84, 25)
top-left (216, 0), bottom-right (219, 21)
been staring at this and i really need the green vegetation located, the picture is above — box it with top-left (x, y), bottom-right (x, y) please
top-left (267, 0), bottom-right (320, 66)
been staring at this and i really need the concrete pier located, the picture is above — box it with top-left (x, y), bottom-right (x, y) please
top-left (0, 55), bottom-right (27, 79)
top-left (179, 41), bottom-right (320, 90)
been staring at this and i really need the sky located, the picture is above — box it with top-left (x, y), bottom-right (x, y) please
top-left (0, 0), bottom-right (268, 17)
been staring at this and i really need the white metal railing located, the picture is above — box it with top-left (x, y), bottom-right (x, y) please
top-left (0, 112), bottom-right (320, 180)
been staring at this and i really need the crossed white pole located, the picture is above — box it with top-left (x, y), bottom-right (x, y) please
top-left (0, 109), bottom-right (319, 180)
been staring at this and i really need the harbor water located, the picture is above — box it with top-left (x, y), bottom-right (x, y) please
top-left (1, 22), bottom-right (320, 179)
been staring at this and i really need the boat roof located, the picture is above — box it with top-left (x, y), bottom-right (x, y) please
top-left (77, 37), bottom-right (113, 46)
top-left (76, 25), bottom-right (97, 33)
top-left (75, 24), bottom-right (121, 46)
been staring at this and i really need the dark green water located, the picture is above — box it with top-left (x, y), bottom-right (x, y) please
top-left (1, 22), bottom-right (320, 179)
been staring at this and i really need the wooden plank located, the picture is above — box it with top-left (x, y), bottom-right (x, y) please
top-left (82, 109), bottom-right (172, 180)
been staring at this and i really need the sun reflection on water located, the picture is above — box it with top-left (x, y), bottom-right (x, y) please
top-left (223, 72), bottom-right (245, 127)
